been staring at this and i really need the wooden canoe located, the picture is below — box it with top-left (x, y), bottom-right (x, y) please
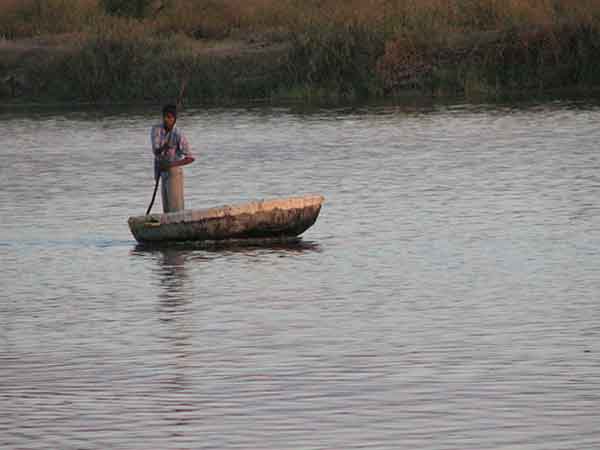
top-left (128, 195), bottom-right (324, 244)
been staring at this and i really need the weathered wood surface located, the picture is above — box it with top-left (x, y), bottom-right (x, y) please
top-left (161, 166), bottom-right (184, 213)
top-left (128, 195), bottom-right (324, 243)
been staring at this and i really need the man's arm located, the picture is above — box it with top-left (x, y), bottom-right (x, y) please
top-left (161, 130), bottom-right (195, 169)
top-left (151, 125), bottom-right (164, 156)
top-left (163, 155), bottom-right (195, 169)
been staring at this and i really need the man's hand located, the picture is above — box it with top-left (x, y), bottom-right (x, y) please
top-left (158, 160), bottom-right (171, 171)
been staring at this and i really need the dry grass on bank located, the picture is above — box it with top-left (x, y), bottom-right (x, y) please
top-left (2, 0), bottom-right (600, 40)
top-left (0, 0), bottom-right (99, 37)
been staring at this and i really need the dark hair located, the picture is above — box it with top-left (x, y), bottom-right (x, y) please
top-left (162, 104), bottom-right (177, 119)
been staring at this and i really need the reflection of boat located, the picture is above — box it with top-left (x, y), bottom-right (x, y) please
top-left (128, 195), bottom-right (324, 244)
top-left (132, 239), bottom-right (322, 254)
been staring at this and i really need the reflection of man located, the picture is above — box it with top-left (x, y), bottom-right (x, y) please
top-left (150, 104), bottom-right (195, 212)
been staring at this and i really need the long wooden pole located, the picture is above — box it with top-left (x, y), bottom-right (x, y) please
top-left (145, 173), bottom-right (161, 216)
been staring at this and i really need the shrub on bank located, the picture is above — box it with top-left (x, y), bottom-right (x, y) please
top-left (101, 0), bottom-right (153, 18)
top-left (284, 23), bottom-right (385, 99)
top-left (0, 0), bottom-right (99, 38)
top-left (40, 28), bottom-right (287, 102)
top-left (54, 29), bottom-right (194, 101)
top-left (376, 21), bottom-right (600, 97)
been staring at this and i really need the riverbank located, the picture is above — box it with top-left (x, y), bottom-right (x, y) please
top-left (2, 1), bottom-right (600, 103)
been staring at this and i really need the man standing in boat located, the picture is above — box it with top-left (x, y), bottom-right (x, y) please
top-left (150, 104), bottom-right (195, 213)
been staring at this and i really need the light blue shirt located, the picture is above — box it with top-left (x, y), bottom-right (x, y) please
top-left (150, 124), bottom-right (192, 179)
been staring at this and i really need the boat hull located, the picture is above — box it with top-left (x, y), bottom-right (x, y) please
top-left (128, 195), bottom-right (324, 243)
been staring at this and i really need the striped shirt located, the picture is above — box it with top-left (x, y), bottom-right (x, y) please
top-left (150, 124), bottom-right (192, 179)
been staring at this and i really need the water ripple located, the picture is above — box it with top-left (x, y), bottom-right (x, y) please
top-left (1, 100), bottom-right (600, 449)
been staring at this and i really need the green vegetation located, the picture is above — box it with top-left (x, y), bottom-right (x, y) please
top-left (1, 0), bottom-right (600, 103)
top-left (101, 0), bottom-right (152, 18)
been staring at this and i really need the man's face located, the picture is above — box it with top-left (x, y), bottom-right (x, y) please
top-left (163, 112), bottom-right (176, 131)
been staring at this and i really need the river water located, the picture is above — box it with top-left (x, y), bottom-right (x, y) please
top-left (1, 99), bottom-right (599, 449)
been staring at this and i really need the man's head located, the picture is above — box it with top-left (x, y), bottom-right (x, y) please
top-left (162, 104), bottom-right (177, 131)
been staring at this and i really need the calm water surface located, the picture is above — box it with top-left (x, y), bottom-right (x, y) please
top-left (1, 100), bottom-right (599, 449)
